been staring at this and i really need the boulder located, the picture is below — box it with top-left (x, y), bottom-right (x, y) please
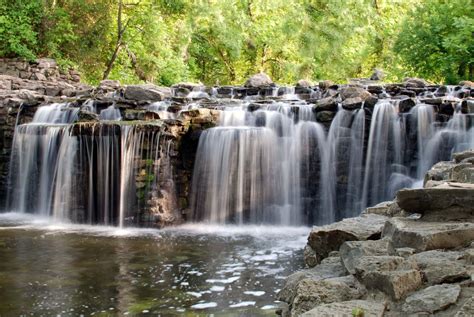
top-left (398, 97), bottom-right (416, 112)
top-left (362, 201), bottom-right (404, 217)
top-left (124, 84), bottom-right (171, 101)
top-left (296, 79), bottom-right (313, 88)
top-left (315, 110), bottom-right (336, 122)
top-left (404, 77), bottom-right (429, 88)
top-left (340, 86), bottom-right (372, 101)
top-left (341, 96), bottom-right (363, 110)
top-left (314, 96), bottom-right (338, 112)
top-left (339, 239), bottom-right (393, 274)
top-left (459, 80), bottom-right (474, 88)
top-left (98, 79), bottom-right (121, 90)
top-left (301, 300), bottom-right (386, 317)
top-left (291, 275), bottom-right (366, 316)
top-left (424, 161), bottom-right (456, 183)
top-left (382, 218), bottom-right (474, 251)
top-left (370, 69), bottom-right (385, 81)
top-left (402, 284), bottom-right (461, 314)
top-left (279, 256), bottom-right (347, 304)
top-left (453, 150), bottom-right (474, 163)
top-left (354, 256), bottom-right (422, 300)
top-left (396, 182), bottom-right (474, 220)
top-left (244, 73), bottom-right (273, 88)
top-left (306, 214), bottom-right (388, 266)
top-left (77, 110), bottom-right (99, 122)
top-left (409, 250), bottom-right (469, 285)
top-left (319, 80), bottom-right (334, 90)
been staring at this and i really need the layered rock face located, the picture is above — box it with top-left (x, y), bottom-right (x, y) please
top-left (279, 150), bottom-right (474, 316)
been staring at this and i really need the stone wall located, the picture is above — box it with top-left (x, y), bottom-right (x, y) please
top-left (0, 58), bottom-right (81, 83)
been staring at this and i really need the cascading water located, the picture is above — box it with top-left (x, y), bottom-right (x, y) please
top-left (6, 103), bottom-right (166, 227)
top-left (191, 97), bottom-right (473, 226)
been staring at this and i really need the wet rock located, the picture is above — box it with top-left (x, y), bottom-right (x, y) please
top-left (301, 300), bottom-right (386, 317)
top-left (424, 161), bottom-right (456, 183)
top-left (339, 239), bottom-right (393, 274)
top-left (315, 110), bottom-right (335, 122)
top-left (396, 183), bottom-right (474, 220)
top-left (244, 73), bottom-right (273, 88)
top-left (409, 250), bottom-right (469, 284)
top-left (124, 84), bottom-right (170, 101)
top-left (306, 214), bottom-right (388, 266)
top-left (77, 110), bottom-right (99, 122)
top-left (453, 150), bottom-right (474, 163)
top-left (341, 97), bottom-right (363, 110)
top-left (402, 284), bottom-right (461, 314)
top-left (382, 218), bottom-right (474, 251)
top-left (314, 96), bottom-right (338, 112)
top-left (398, 97), bottom-right (416, 112)
top-left (340, 86), bottom-right (372, 101)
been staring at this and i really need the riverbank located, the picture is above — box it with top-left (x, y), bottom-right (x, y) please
top-left (279, 150), bottom-right (474, 316)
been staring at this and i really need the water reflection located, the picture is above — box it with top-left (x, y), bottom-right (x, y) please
top-left (0, 213), bottom-right (307, 316)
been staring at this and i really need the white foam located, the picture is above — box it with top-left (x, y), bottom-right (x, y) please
top-left (243, 291), bottom-right (265, 296)
top-left (191, 302), bottom-right (218, 309)
top-left (229, 301), bottom-right (256, 308)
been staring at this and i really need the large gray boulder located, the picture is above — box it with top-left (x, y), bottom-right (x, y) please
top-left (340, 86), bottom-right (372, 101)
top-left (290, 275), bottom-right (366, 316)
top-left (409, 250), bottom-right (469, 285)
top-left (382, 218), bottom-right (474, 251)
top-left (244, 72), bottom-right (273, 88)
top-left (396, 182), bottom-right (474, 220)
top-left (124, 84), bottom-right (171, 101)
top-left (306, 214), bottom-right (388, 266)
top-left (301, 300), bottom-right (386, 317)
top-left (402, 284), bottom-right (461, 314)
top-left (352, 255), bottom-right (422, 300)
top-left (339, 239), bottom-right (393, 274)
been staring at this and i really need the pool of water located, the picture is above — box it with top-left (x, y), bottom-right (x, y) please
top-left (0, 213), bottom-right (308, 316)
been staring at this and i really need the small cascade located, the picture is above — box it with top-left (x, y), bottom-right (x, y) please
top-left (362, 101), bottom-right (404, 209)
top-left (6, 103), bottom-right (167, 226)
top-left (99, 105), bottom-right (122, 121)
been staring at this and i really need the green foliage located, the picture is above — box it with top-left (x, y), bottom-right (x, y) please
top-left (395, 0), bottom-right (474, 83)
top-left (0, 0), bottom-right (42, 60)
top-left (0, 0), bottom-right (471, 84)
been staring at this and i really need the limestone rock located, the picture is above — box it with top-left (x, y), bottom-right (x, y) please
top-left (455, 297), bottom-right (474, 316)
top-left (453, 150), bottom-right (474, 163)
top-left (396, 183), bottom-right (474, 220)
top-left (291, 275), bottom-right (366, 316)
top-left (301, 300), bottom-right (386, 317)
top-left (244, 73), bottom-right (273, 88)
top-left (404, 77), bottom-right (428, 88)
top-left (279, 256), bottom-right (347, 304)
top-left (382, 218), bottom-right (474, 251)
top-left (296, 79), bottom-right (313, 88)
top-left (340, 239), bottom-right (393, 274)
top-left (340, 86), bottom-right (372, 101)
top-left (402, 284), bottom-right (461, 314)
top-left (409, 250), bottom-right (469, 285)
top-left (124, 84), bottom-right (171, 101)
top-left (362, 201), bottom-right (404, 217)
top-left (99, 79), bottom-right (121, 90)
top-left (314, 96), bottom-right (338, 112)
top-left (306, 214), bottom-right (388, 266)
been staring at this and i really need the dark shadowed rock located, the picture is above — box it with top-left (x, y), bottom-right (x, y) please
top-left (341, 97), bottom-right (364, 110)
top-left (318, 80), bottom-right (334, 90)
top-left (340, 86), bottom-right (372, 101)
top-left (404, 77), bottom-right (429, 88)
top-left (398, 97), bottom-right (416, 112)
top-left (370, 69), bottom-right (385, 81)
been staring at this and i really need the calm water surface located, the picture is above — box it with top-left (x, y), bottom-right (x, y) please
top-left (0, 213), bottom-right (307, 316)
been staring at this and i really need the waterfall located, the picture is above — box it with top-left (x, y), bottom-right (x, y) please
top-left (6, 103), bottom-right (166, 226)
